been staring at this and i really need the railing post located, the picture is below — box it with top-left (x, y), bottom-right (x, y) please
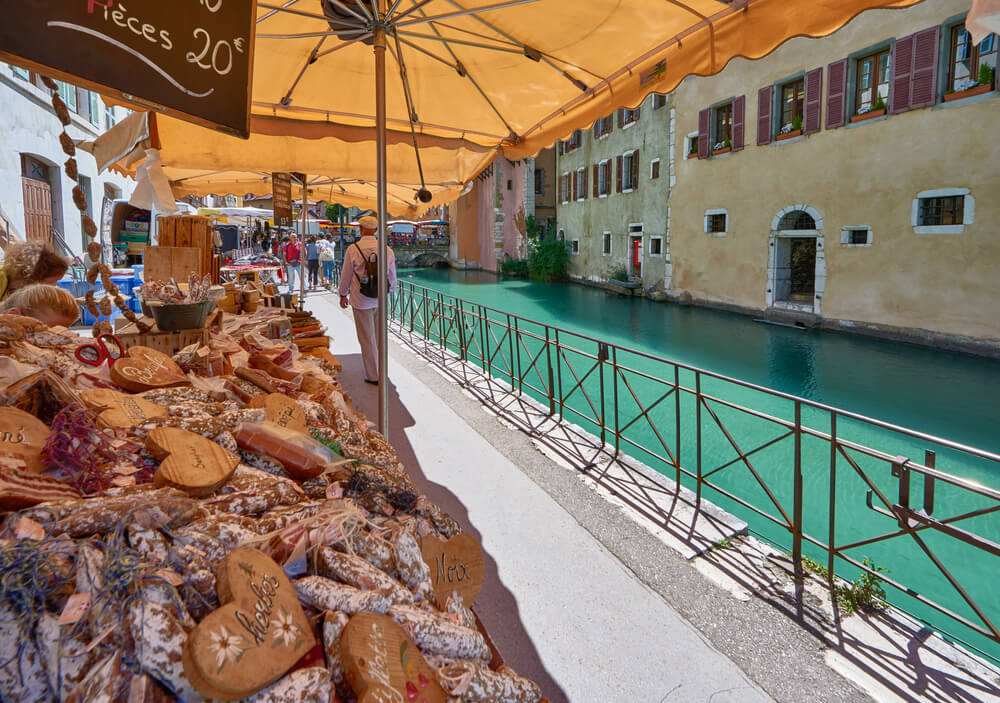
top-left (828, 411), bottom-right (837, 586)
top-left (457, 299), bottom-right (466, 362)
top-left (611, 346), bottom-right (620, 457)
top-left (793, 400), bottom-right (804, 584)
top-left (545, 327), bottom-right (555, 416)
top-left (597, 342), bottom-right (607, 448)
top-left (513, 317), bottom-right (522, 394)
top-left (507, 314), bottom-right (515, 389)
top-left (695, 370), bottom-right (702, 506)
top-left (555, 329), bottom-right (564, 417)
top-left (674, 364), bottom-right (681, 486)
top-left (437, 292), bottom-right (446, 357)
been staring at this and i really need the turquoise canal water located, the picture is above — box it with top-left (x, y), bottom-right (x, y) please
top-left (395, 268), bottom-right (1000, 661)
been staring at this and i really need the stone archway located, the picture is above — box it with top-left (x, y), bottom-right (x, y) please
top-left (414, 251), bottom-right (449, 268)
top-left (766, 205), bottom-right (825, 315)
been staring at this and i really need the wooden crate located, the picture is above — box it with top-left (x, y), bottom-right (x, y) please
top-left (116, 327), bottom-right (208, 357)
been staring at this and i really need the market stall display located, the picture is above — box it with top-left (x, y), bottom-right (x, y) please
top-left (0, 306), bottom-right (545, 703)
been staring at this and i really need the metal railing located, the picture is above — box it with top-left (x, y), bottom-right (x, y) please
top-left (385, 279), bottom-right (1000, 662)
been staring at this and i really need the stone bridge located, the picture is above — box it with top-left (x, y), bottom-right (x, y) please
top-left (392, 245), bottom-right (450, 268)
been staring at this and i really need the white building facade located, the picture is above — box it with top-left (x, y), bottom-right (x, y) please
top-left (0, 62), bottom-right (135, 258)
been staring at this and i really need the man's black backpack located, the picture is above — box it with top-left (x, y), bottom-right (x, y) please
top-left (353, 243), bottom-right (378, 297)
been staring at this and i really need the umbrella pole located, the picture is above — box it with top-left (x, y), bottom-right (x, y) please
top-left (375, 1), bottom-right (389, 436)
top-left (299, 176), bottom-right (307, 311)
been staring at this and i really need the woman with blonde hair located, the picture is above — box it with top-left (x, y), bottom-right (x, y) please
top-left (0, 242), bottom-right (69, 301)
top-left (0, 284), bottom-right (79, 327)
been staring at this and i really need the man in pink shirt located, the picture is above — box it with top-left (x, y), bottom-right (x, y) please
top-left (338, 215), bottom-right (397, 384)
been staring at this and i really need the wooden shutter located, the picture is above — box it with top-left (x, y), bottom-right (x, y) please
top-left (593, 165), bottom-right (599, 197)
top-left (617, 109), bottom-right (623, 129)
top-left (593, 121), bottom-right (601, 139)
top-left (571, 172), bottom-right (577, 201)
top-left (803, 68), bottom-right (823, 134)
top-left (76, 87), bottom-right (90, 121)
top-left (732, 95), bottom-right (745, 150)
top-left (607, 114), bottom-right (614, 134)
top-left (891, 35), bottom-right (914, 113)
top-left (826, 59), bottom-right (849, 129)
top-left (910, 26), bottom-right (941, 109)
top-left (697, 108), bottom-right (710, 158)
top-left (633, 105), bottom-right (641, 122)
top-left (582, 169), bottom-right (587, 199)
top-left (757, 85), bottom-right (773, 145)
top-left (21, 178), bottom-right (53, 245)
top-left (616, 155), bottom-right (623, 192)
top-left (631, 150), bottom-right (639, 191)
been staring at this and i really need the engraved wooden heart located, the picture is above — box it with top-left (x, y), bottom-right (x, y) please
top-left (0, 407), bottom-right (50, 474)
top-left (109, 345), bottom-right (188, 393)
top-left (420, 534), bottom-right (485, 608)
top-left (80, 388), bottom-right (167, 428)
top-left (146, 427), bottom-right (239, 497)
top-left (247, 393), bottom-right (308, 434)
top-left (341, 612), bottom-right (447, 703)
top-left (182, 548), bottom-right (315, 701)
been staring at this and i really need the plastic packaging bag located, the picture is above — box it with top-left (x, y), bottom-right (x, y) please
top-left (234, 421), bottom-right (343, 479)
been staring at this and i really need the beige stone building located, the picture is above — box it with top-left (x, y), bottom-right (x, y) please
top-left (556, 93), bottom-right (675, 288)
top-left (668, 0), bottom-right (999, 349)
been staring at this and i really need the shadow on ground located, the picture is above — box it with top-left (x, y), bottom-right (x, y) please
top-left (334, 348), bottom-right (570, 703)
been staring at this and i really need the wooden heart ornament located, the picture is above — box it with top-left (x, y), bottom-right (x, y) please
top-left (182, 548), bottom-right (315, 701)
top-left (146, 427), bottom-right (239, 496)
top-left (0, 408), bottom-right (50, 474)
top-left (420, 534), bottom-right (484, 607)
top-left (109, 345), bottom-right (188, 393)
top-left (80, 388), bottom-right (167, 428)
top-left (341, 612), bottom-right (447, 703)
top-left (247, 393), bottom-right (308, 434)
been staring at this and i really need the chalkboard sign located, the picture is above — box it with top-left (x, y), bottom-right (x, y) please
top-left (272, 172), bottom-right (292, 227)
top-left (0, 0), bottom-right (256, 138)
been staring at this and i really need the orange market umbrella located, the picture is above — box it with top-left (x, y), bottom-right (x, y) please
top-left (159, 0), bottom-right (925, 432)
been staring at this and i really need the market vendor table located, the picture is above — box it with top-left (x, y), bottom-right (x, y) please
top-left (220, 265), bottom-right (282, 286)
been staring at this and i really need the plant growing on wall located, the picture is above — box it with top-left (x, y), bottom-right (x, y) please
top-left (528, 238), bottom-right (569, 281)
top-left (500, 256), bottom-right (529, 277)
top-left (979, 63), bottom-right (996, 87)
top-left (609, 266), bottom-right (629, 282)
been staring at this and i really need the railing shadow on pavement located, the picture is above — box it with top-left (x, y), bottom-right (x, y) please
top-left (385, 279), bottom-right (1000, 679)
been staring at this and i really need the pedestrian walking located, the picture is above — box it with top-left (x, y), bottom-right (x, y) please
top-left (338, 215), bottom-right (397, 384)
top-left (282, 233), bottom-right (302, 292)
top-left (318, 234), bottom-right (336, 286)
top-left (305, 235), bottom-right (320, 289)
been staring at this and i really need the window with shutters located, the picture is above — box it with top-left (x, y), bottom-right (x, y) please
top-left (652, 94), bottom-right (667, 109)
top-left (705, 209), bottom-right (728, 236)
top-left (779, 78), bottom-right (805, 132)
top-left (650, 159), bottom-right (660, 180)
top-left (559, 173), bottom-right (570, 204)
top-left (855, 49), bottom-right (891, 113)
top-left (713, 102), bottom-right (733, 148)
top-left (841, 226), bottom-right (872, 247)
top-left (570, 239), bottom-right (580, 254)
top-left (594, 114), bottom-right (613, 138)
top-left (602, 232), bottom-right (612, 256)
top-left (648, 236), bottom-right (663, 256)
top-left (565, 130), bottom-right (582, 152)
top-left (946, 25), bottom-right (997, 94)
top-left (597, 160), bottom-right (610, 196)
top-left (621, 107), bottom-right (639, 127)
top-left (57, 81), bottom-right (77, 112)
top-left (622, 152), bottom-right (636, 191)
top-left (575, 168), bottom-right (586, 202)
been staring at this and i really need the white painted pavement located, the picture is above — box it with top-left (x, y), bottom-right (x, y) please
top-left (307, 291), bottom-right (774, 703)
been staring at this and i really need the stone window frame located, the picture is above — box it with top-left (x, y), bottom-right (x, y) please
top-left (650, 158), bottom-right (661, 180)
top-left (602, 231), bottom-right (612, 256)
top-left (704, 208), bottom-right (729, 237)
top-left (841, 225), bottom-right (873, 247)
top-left (560, 172), bottom-right (570, 205)
top-left (911, 188), bottom-right (973, 235)
top-left (597, 159), bottom-right (610, 198)
top-left (684, 131), bottom-right (699, 160)
top-left (570, 238), bottom-right (580, 255)
top-left (647, 235), bottom-right (664, 257)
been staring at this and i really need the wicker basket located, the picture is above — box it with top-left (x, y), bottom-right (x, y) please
top-left (149, 299), bottom-right (214, 332)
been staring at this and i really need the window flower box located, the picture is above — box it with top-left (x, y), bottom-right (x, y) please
top-left (850, 108), bottom-right (886, 122)
top-left (711, 146), bottom-right (731, 155)
top-left (943, 83), bottom-right (992, 102)
top-left (776, 129), bottom-right (802, 141)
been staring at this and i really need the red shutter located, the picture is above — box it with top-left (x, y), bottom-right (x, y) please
top-left (803, 68), bottom-right (823, 134)
top-left (616, 155), bottom-right (623, 192)
top-left (697, 108), bottom-right (710, 158)
top-left (826, 58), bottom-right (848, 129)
top-left (593, 165), bottom-right (599, 197)
top-left (582, 169), bottom-right (587, 200)
top-left (891, 35), bottom-right (914, 113)
top-left (608, 114), bottom-right (614, 134)
top-left (732, 95), bottom-right (745, 150)
top-left (631, 150), bottom-right (639, 191)
top-left (910, 26), bottom-right (941, 109)
top-left (757, 86), bottom-right (773, 145)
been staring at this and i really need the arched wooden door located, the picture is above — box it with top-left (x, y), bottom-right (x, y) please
top-left (21, 177), bottom-right (52, 245)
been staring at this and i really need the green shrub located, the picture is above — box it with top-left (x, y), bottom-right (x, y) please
top-left (792, 114), bottom-right (803, 131)
top-left (500, 257), bottom-right (529, 277)
top-left (609, 266), bottom-right (629, 282)
top-left (835, 557), bottom-right (888, 614)
top-left (873, 95), bottom-right (886, 111)
top-left (979, 63), bottom-right (996, 86)
top-left (528, 238), bottom-right (569, 281)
